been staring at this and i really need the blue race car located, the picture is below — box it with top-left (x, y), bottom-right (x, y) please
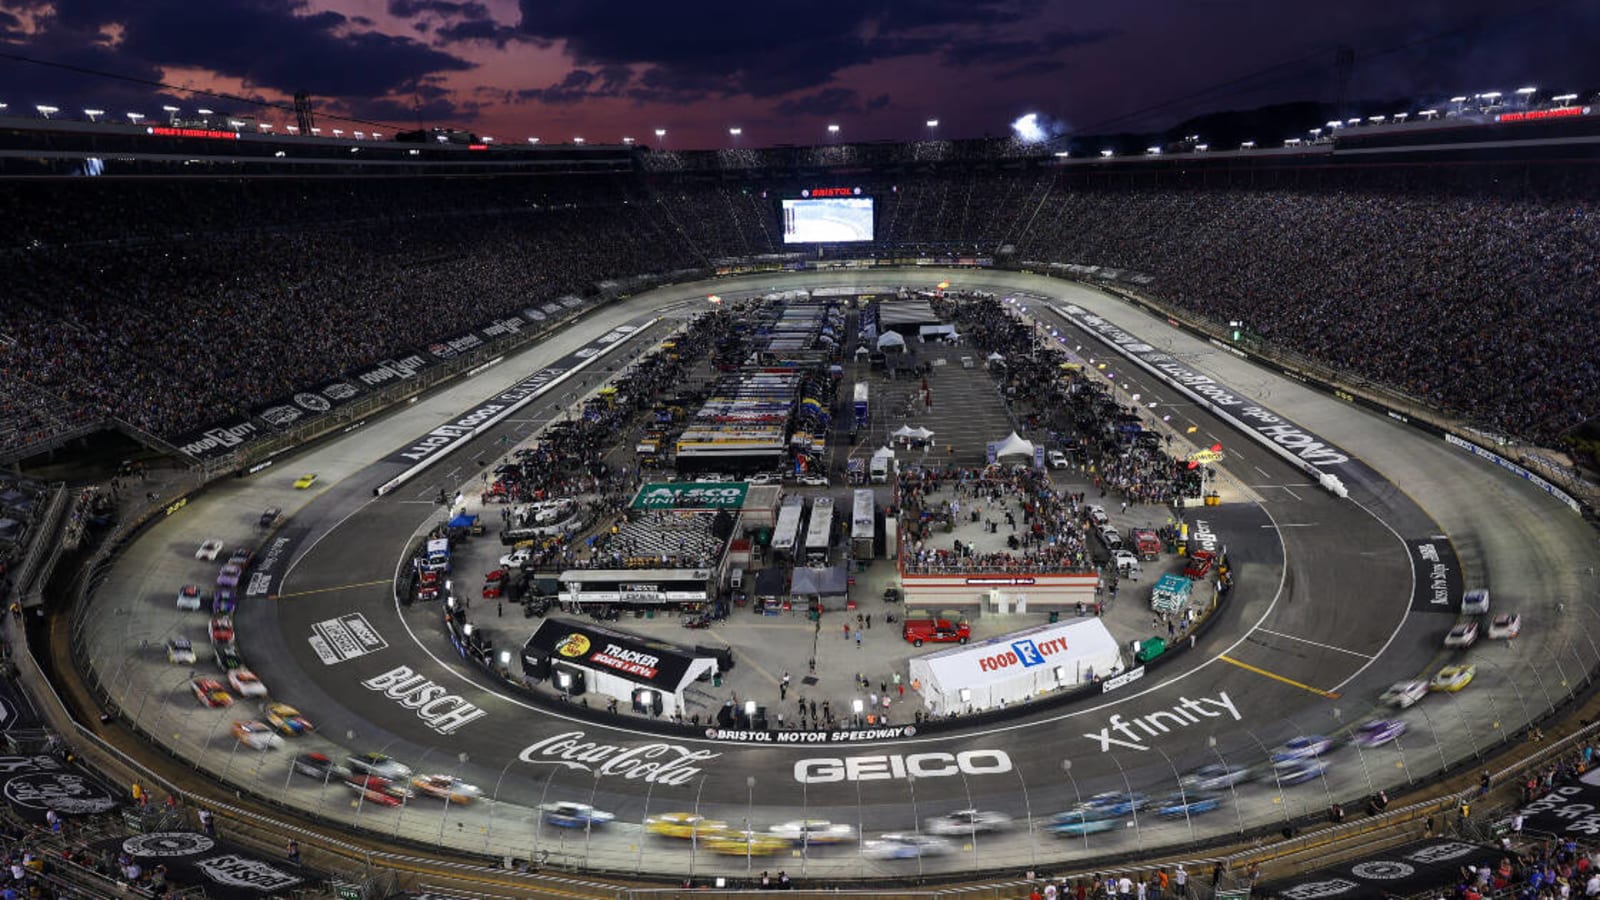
top-left (1154, 793), bottom-right (1221, 818)
top-left (1271, 735), bottom-right (1334, 762)
top-left (1354, 719), bottom-right (1407, 747)
top-left (541, 802), bottom-right (614, 829)
top-left (213, 587), bottom-right (237, 615)
top-left (1272, 757), bottom-right (1330, 785)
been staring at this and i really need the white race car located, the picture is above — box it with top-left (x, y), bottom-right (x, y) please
top-left (176, 584), bottom-right (204, 611)
top-left (1443, 620), bottom-right (1479, 649)
top-left (195, 539), bottom-right (224, 561)
top-left (228, 668), bottom-right (269, 698)
top-left (863, 834), bottom-right (955, 859)
top-left (924, 809), bottom-right (1013, 835)
top-left (1380, 681), bottom-right (1429, 709)
top-left (1488, 613), bottom-right (1521, 640)
top-left (769, 819), bottom-right (854, 844)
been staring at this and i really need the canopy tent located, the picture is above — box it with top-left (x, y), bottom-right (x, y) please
top-left (891, 424), bottom-right (919, 439)
top-left (871, 445), bottom-right (897, 462)
top-left (447, 512), bottom-right (479, 529)
top-left (909, 618), bottom-right (1122, 713)
top-left (790, 565), bottom-right (849, 598)
top-left (876, 331), bottom-right (908, 352)
top-left (991, 431), bottom-right (1036, 460)
top-left (986, 351), bottom-right (1006, 362)
top-left (909, 426), bottom-right (935, 441)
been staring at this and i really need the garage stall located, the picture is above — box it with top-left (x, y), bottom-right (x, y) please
top-left (908, 618), bottom-right (1122, 714)
top-left (521, 618), bottom-right (719, 718)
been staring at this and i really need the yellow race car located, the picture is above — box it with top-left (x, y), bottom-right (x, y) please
top-left (645, 812), bottom-right (728, 840)
top-left (1430, 664), bottom-right (1476, 693)
top-left (293, 473), bottom-right (318, 489)
top-left (705, 830), bottom-right (790, 856)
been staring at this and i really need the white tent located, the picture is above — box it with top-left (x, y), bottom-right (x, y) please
top-left (986, 351), bottom-right (1006, 362)
top-left (909, 426), bottom-right (935, 441)
top-left (871, 445), bottom-right (897, 462)
top-left (877, 332), bottom-right (907, 351)
top-left (991, 431), bottom-right (1035, 460)
top-left (909, 618), bottom-right (1122, 713)
top-left (891, 424), bottom-right (919, 439)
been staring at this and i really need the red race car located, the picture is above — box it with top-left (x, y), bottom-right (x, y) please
top-left (345, 775), bottom-right (414, 807)
top-left (191, 678), bottom-right (234, 708)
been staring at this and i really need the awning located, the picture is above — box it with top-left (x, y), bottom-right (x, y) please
top-left (991, 431), bottom-right (1035, 459)
top-left (877, 331), bottom-right (907, 351)
top-left (908, 618), bottom-right (1122, 712)
top-left (790, 565), bottom-right (849, 597)
top-left (447, 513), bottom-right (479, 528)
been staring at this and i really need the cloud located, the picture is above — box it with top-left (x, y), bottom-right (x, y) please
top-left (435, 18), bottom-right (522, 49)
top-left (387, 0), bottom-right (490, 19)
top-left (34, 0), bottom-right (477, 100)
top-left (515, 65), bottom-right (632, 105)
top-left (996, 59), bottom-right (1068, 81)
top-left (775, 87), bottom-right (865, 118)
top-left (514, 0), bottom-right (1040, 98)
top-left (941, 28), bottom-right (1113, 68)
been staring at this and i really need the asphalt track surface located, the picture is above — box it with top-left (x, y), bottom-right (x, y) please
top-left (87, 270), bottom-right (1600, 878)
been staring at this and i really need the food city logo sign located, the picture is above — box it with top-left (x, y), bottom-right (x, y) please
top-left (978, 636), bottom-right (1069, 672)
top-left (360, 666), bottom-right (487, 735)
top-left (1057, 305), bottom-right (1350, 467)
top-left (1083, 691), bottom-right (1242, 752)
top-left (518, 731), bottom-right (720, 786)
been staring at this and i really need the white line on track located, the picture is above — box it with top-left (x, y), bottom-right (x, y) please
top-left (1253, 466), bottom-right (1273, 477)
top-left (1265, 523), bottom-right (1318, 528)
top-left (1255, 628), bottom-right (1375, 659)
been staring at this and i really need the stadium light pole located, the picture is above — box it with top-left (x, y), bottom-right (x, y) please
top-left (258, 123), bottom-right (272, 133)
top-left (125, 112), bottom-right (144, 125)
top-left (1554, 93), bottom-right (1579, 107)
top-left (35, 105), bottom-right (58, 119)
top-left (573, 136), bottom-right (584, 144)
top-left (372, 131), bottom-right (382, 139)
top-left (527, 136), bottom-right (539, 144)
top-left (162, 104), bottom-right (179, 123)
top-left (286, 125), bottom-right (299, 134)
top-left (310, 127), bottom-right (321, 135)
top-left (654, 128), bottom-right (666, 147)
top-left (83, 108), bottom-right (104, 122)
top-left (622, 136), bottom-right (634, 145)
top-left (827, 123), bottom-right (840, 141)
top-left (728, 127), bottom-right (742, 148)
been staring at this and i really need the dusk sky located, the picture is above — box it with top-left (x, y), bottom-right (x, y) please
top-left (2, 0), bottom-right (1598, 148)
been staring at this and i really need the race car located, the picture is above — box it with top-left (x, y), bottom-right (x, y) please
top-left (176, 584), bottom-right (204, 611)
top-left (705, 830), bottom-right (788, 856)
top-left (346, 753), bottom-right (413, 781)
top-left (1380, 681), bottom-right (1429, 709)
top-left (213, 645), bottom-right (244, 672)
top-left (1047, 817), bottom-right (1117, 837)
top-left (1182, 550), bottom-right (1217, 579)
top-left (265, 703), bottom-right (314, 736)
top-left (228, 668), bottom-right (268, 698)
top-left (410, 775), bottom-right (482, 804)
top-left (540, 802), bottom-right (614, 828)
top-left (645, 813), bottom-right (727, 840)
top-left (230, 720), bottom-right (283, 751)
top-left (768, 819), bottom-right (854, 845)
top-left (1076, 791), bottom-right (1149, 817)
top-left (196, 539), bottom-right (224, 561)
top-left (191, 678), bottom-right (233, 708)
top-left (1461, 588), bottom-right (1491, 615)
top-left (292, 752), bottom-right (350, 782)
top-left (258, 507), bottom-right (282, 528)
top-left (1444, 620), bottom-right (1479, 649)
top-left (1271, 736), bottom-right (1335, 762)
top-left (209, 615), bottom-right (235, 645)
top-left (227, 548), bottom-right (253, 567)
top-left (924, 809), bottom-right (1013, 835)
top-left (1180, 764), bottom-right (1256, 792)
top-left (1489, 613), bottom-right (1522, 640)
top-left (216, 563), bottom-right (243, 589)
top-left (1153, 793), bottom-right (1222, 818)
top-left (166, 637), bottom-right (196, 665)
top-left (1272, 757), bottom-right (1330, 785)
top-left (862, 834), bottom-right (955, 859)
top-left (293, 473), bottom-right (318, 489)
top-left (1354, 719), bottom-right (1408, 747)
top-left (1430, 664), bottom-right (1477, 693)
top-left (346, 775), bottom-right (413, 807)
top-left (212, 589), bottom-right (237, 616)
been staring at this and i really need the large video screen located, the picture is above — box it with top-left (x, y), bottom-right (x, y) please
top-left (782, 197), bottom-right (875, 243)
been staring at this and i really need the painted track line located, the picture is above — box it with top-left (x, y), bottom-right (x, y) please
top-left (1218, 654), bottom-right (1342, 699)
top-left (1255, 628), bottom-right (1376, 659)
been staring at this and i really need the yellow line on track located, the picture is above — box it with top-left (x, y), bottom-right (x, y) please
top-left (273, 579), bottom-right (391, 600)
top-left (1218, 654), bottom-right (1341, 699)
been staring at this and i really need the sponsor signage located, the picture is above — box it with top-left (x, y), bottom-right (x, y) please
top-left (964, 576), bottom-right (1036, 586)
top-left (1516, 765), bottom-right (1600, 837)
top-left (173, 418), bottom-right (260, 461)
top-left (631, 482), bottom-right (749, 510)
top-left (1101, 665), bottom-right (1146, 693)
top-left (1082, 691), bottom-right (1242, 752)
top-left (1443, 434), bottom-right (1580, 513)
top-left (1408, 535), bottom-right (1462, 613)
top-left (518, 731), bottom-right (719, 786)
top-left (385, 365), bottom-right (569, 466)
top-left (106, 832), bottom-right (304, 898)
top-left (705, 726), bottom-right (917, 744)
top-left (1265, 840), bottom-right (1480, 899)
top-left (426, 331), bottom-right (486, 361)
top-left (245, 535), bottom-right (292, 599)
top-left (309, 613), bottom-right (388, 665)
top-left (1057, 304), bottom-right (1351, 469)
top-left (359, 665), bottom-right (487, 734)
top-left (0, 755), bottom-right (119, 822)
top-left (352, 354), bottom-right (431, 388)
top-left (535, 619), bottom-right (701, 687)
top-left (794, 749), bottom-right (1012, 783)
